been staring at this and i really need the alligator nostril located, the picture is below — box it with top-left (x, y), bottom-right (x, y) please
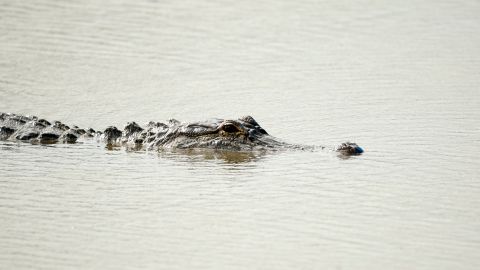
top-left (337, 142), bottom-right (364, 155)
top-left (354, 146), bottom-right (364, 154)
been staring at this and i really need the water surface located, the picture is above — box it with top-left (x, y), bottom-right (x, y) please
top-left (1, 0), bottom-right (480, 269)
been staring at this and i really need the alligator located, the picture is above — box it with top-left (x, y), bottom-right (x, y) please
top-left (0, 112), bottom-right (364, 155)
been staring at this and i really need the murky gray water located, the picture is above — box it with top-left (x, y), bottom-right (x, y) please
top-left (1, 0), bottom-right (480, 269)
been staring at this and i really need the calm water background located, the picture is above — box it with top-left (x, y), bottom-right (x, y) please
top-left (1, 0), bottom-right (479, 269)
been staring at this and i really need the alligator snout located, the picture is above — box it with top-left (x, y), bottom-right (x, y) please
top-left (336, 142), bottom-right (364, 155)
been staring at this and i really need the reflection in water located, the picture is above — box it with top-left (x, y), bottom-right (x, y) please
top-left (100, 140), bottom-right (267, 163)
top-left (157, 148), bottom-right (266, 164)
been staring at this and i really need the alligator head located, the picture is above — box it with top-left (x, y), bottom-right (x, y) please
top-left (142, 116), bottom-right (272, 151)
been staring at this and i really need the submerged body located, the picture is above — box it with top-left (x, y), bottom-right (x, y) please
top-left (0, 112), bottom-right (363, 155)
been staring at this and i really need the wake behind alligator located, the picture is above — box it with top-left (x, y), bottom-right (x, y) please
top-left (0, 112), bottom-right (364, 156)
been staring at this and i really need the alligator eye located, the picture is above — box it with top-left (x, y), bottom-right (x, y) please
top-left (222, 124), bottom-right (240, 133)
